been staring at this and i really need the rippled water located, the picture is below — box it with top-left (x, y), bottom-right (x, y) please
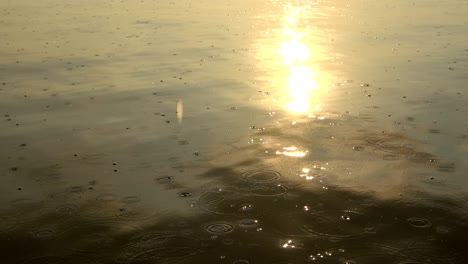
top-left (1, 0), bottom-right (467, 263)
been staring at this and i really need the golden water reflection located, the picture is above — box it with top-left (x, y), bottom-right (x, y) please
top-left (276, 146), bottom-right (308, 157)
top-left (278, 5), bottom-right (318, 114)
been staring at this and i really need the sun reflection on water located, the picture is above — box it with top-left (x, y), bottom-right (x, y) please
top-left (278, 6), bottom-right (318, 114)
top-left (255, 2), bottom-right (326, 115)
top-left (276, 146), bottom-right (308, 157)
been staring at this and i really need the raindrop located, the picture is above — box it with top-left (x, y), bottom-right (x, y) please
top-left (122, 196), bottom-right (140, 203)
top-left (434, 225), bottom-right (450, 234)
top-left (33, 229), bottom-right (55, 239)
top-left (383, 154), bottom-right (399, 160)
top-left (155, 176), bottom-right (174, 183)
top-left (69, 186), bottom-right (82, 193)
top-left (341, 215), bottom-right (351, 221)
top-left (239, 170), bottom-right (281, 183)
top-left (407, 218), bottom-right (432, 228)
top-left (116, 206), bottom-right (158, 220)
top-left (55, 204), bottom-right (78, 215)
top-left (204, 222), bottom-right (235, 235)
top-left (179, 192), bottom-right (192, 197)
top-left (233, 260), bottom-right (249, 264)
top-left (241, 204), bottom-right (255, 212)
top-left (237, 219), bottom-right (259, 229)
top-left (96, 193), bottom-right (118, 202)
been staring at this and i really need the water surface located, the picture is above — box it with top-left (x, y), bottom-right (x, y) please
top-left (1, 0), bottom-right (468, 263)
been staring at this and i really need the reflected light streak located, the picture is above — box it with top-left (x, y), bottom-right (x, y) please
top-left (276, 146), bottom-right (308, 157)
top-left (277, 9), bottom-right (317, 113)
top-left (278, 38), bottom-right (311, 64)
top-left (255, 4), bottom-right (324, 114)
top-left (285, 65), bottom-right (316, 112)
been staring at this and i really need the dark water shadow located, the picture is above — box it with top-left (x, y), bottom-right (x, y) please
top-left (1, 162), bottom-right (468, 263)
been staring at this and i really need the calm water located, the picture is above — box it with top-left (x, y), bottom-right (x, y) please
top-left (1, 0), bottom-right (467, 263)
